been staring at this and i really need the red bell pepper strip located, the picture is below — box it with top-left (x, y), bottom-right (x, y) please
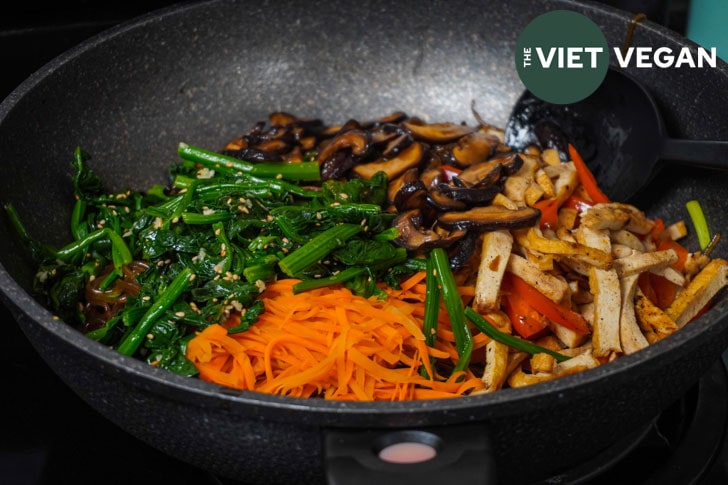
top-left (568, 144), bottom-right (610, 204)
top-left (501, 288), bottom-right (549, 339)
top-left (533, 198), bottom-right (560, 230)
top-left (648, 217), bottom-right (689, 272)
top-left (657, 237), bottom-right (689, 272)
top-left (562, 194), bottom-right (593, 214)
top-left (638, 272), bottom-right (679, 310)
top-left (504, 273), bottom-right (591, 335)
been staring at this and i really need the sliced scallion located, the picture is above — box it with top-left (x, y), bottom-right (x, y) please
top-left (686, 200), bottom-right (711, 251)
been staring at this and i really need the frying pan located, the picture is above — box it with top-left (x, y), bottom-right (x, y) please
top-left (1, 0), bottom-right (727, 483)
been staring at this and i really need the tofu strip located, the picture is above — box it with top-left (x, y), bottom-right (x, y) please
top-left (589, 267), bottom-right (623, 357)
top-left (666, 258), bottom-right (728, 327)
top-left (473, 230), bottom-right (513, 312)
top-left (619, 273), bottom-right (649, 354)
top-left (506, 253), bottom-right (569, 303)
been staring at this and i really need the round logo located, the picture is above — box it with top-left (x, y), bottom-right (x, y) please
top-left (515, 10), bottom-right (609, 104)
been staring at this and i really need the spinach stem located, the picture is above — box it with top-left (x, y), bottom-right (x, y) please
top-left (278, 223), bottom-right (362, 277)
top-left (292, 266), bottom-right (368, 294)
top-left (178, 142), bottom-right (321, 182)
top-left (117, 267), bottom-right (195, 356)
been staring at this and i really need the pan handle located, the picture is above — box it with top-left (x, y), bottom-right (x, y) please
top-left (323, 422), bottom-right (496, 485)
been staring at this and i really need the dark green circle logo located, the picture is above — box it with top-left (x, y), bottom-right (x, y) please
top-left (516, 10), bottom-right (609, 104)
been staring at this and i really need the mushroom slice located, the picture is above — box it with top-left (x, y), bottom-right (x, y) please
top-left (437, 205), bottom-right (540, 231)
top-left (457, 159), bottom-right (504, 187)
top-left (448, 230), bottom-right (479, 271)
top-left (402, 120), bottom-right (476, 143)
top-left (436, 181), bottom-right (503, 205)
top-left (419, 166), bottom-right (443, 190)
top-left (268, 111), bottom-right (300, 127)
top-left (473, 230), bottom-right (513, 312)
top-left (352, 141), bottom-right (424, 180)
top-left (619, 273), bottom-right (649, 354)
top-left (666, 258), bottom-right (728, 327)
top-left (386, 167), bottom-right (419, 206)
top-left (381, 133), bottom-right (414, 158)
top-left (451, 131), bottom-right (500, 166)
top-left (588, 267), bottom-right (623, 357)
top-left (317, 128), bottom-right (370, 162)
top-left (426, 189), bottom-right (467, 211)
top-left (392, 209), bottom-right (466, 251)
top-left (393, 180), bottom-right (428, 212)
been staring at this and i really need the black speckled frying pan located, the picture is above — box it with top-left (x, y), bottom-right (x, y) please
top-left (1, 1), bottom-right (727, 483)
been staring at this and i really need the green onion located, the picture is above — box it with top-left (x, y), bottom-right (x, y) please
top-left (686, 200), bottom-right (711, 251)
top-left (117, 267), bottom-right (195, 356)
top-left (430, 248), bottom-right (472, 373)
top-left (278, 223), bottom-right (362, 277)
top-left (178, 142), bottom-right (321, 182)
top-left (420, 255), bottom-right (440, 379)
top-left (464, 307), bottom-right (570, 363)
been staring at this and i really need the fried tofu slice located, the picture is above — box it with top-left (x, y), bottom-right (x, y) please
top-left (619, 273), bottom-right (649, 354)
top-left (575, 224), bottom-right (612, 254)
top-left (506, 350), bottom-right (600, 388)
top-left (580, 202), bottom-right (655, 234)
top-left (506, 253), bottom-right (569, 304)
top-left (666, 258), bottom-right (728, 327)
top-left (612, 249), bottom-right (678, 277)
top-left (589, 267), bottom-right (623, 357)
top-left (610, 229), bottom-right (646, 252)
top-left (543, 162), bottom-right (578, 201)
top-left (634, 287), bottom-right (679, 343)
top-left (473, 230), bottom-right (513, 312)
top-left (481, 339), bottom-right (510, 393)
top-left (523, 227), bottom-right (612, 269)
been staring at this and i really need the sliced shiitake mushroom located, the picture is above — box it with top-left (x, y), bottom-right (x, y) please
top-left (448, 230), bottom-right (479, 270)
top-left (492, 152), bottom-right (525, 176)
top-left (382, 133), bottom-right (414, 158)
top-left (393, 180), bottom-right (428, 212)
top-left (457, 159), bottom-right (504, 187)
top-left (268, 111), bottom-right (300, 127)
top-left (438, 205), bottom-right (541, 231)
top-left (436, 181), bottom-right (503, 205)
top-left (393, 209), bottom-right (467, 251)
top-left (387, 167), bottom-right (419, 206)
top-left (352, 141), bottom-right (424, 180)
top-left (426, 188), bottom-right (467, 211)
top-left (317, 129), bottom-right (370, 161)
top-left (403, 120), bottom-right (477, 143)
top-left (451, 131), bottom-right (500, 166)
top-left (419, 166), bottom-right (444, 189)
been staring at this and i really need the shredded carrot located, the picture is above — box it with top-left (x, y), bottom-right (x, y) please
top-left (186, 279), bottom-right (485, 401)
